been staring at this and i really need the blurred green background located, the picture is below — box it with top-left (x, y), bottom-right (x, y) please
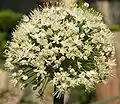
top-left (0, 0), bottom-right (120, 104)
top-left (0, 10), bottom-right (22, 69)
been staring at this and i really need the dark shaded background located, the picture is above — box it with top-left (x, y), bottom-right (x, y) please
top-left (0, 0), bottom-right (37, 13)
top-left (0, 0), bottom-right (120, 24)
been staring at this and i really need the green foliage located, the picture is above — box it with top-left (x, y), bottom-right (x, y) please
top-left (65, 86), bottom-right (96, 104)
top-left (0, 32), bottom-right (7, 68)
top-left (0, 10), bottom-right (22, 32)
top-left (0, 10), bottom-right (22, 56)
top-left (77, 0), bottom-right (84, 7)
top-left (0, 32), bottom-right (7, 54)
top-left (110, 25), bottom-right (120, 31)
top-left (0, 10), bottom-right (22, 68)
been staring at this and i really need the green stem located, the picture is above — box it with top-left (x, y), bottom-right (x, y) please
top-left (38, 77), bottom-right (49, 96)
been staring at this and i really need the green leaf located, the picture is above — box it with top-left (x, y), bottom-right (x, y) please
top-left (22, 74), bottom-right (37, 85)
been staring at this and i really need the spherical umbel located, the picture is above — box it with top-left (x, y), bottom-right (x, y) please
top-left (4, 3), bottom-right (115, 97)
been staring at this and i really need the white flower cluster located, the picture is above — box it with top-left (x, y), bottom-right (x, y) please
top-left (4, 3), bottom-right (115, 96)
